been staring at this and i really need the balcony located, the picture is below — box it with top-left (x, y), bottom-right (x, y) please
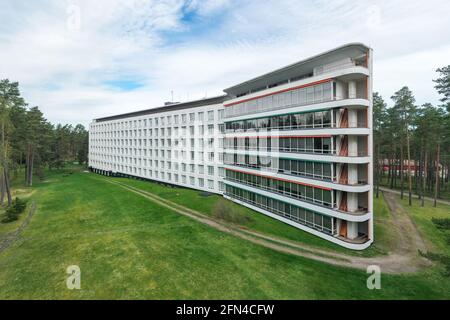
top-left (224, 145), bottom-right (334, 155)
top-left (334, 108), bottom-right (368, 129)
top-left (314, 57), bottom-right (368, 76)
top-left (224, 176), bottom-right (333, 209)
top-left (336, 191), bottom-right (369, 214)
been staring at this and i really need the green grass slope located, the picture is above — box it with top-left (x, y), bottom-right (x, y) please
top-left (0, 169), bottom-right (449, 299)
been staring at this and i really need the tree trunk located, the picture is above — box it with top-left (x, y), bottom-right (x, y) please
top-left (414, 151), bottom-right (419, 195)
top-left (4, 168), bottom-right (12, 206)
top-left (25, 144), bottom-right (30, 184)
top-left (376, 144), bottom-right (380, 198)
top-left (0, 171), bottom-right (4, 205)
top-left (0, 121), bottom-right (11, 206)
top-left (28, 148), bottom-right (34, 186)
top-left (387, 156), bottom-right (392, 186)
top-left (406, 130), bottom-right (412, 206)
top-left (422, 151), bottom-right (427, 207)
top-left (418, 146), bottom-right (423, 200)
top-left (400, 146), bottom-right (404, 199)
top-left (434, 143), bottom-right (440, 207)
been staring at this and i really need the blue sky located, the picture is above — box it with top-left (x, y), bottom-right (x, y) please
top-left (1, 0), bottom-right (450, 126)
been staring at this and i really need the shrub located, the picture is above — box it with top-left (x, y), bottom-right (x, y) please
top-left (1, 197), bottom-right (27, 223)
top-left (432, 218), bottom-right (450, 230)
top-left (419, 250), bottom-right (450, 277)
top-left (212, 199), bottom-right (253, 226)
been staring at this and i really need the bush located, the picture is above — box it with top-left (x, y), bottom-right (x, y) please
top-left (432, 218), bottom-right (450, 230)
top-left (419, 250), bottom-right (450, 277)
top-left (1, 197), bottom-right (27, 223)
top-left (212, 199), bottom-right (253, 226)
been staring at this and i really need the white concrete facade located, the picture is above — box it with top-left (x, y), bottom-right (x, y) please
top-left (89, 43), bottom-right (374, 250)
top-left (89, 97), bottom-right (227, 195)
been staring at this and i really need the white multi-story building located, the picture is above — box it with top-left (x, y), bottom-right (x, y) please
top-left (89, 43), bottom-right (373, 250)
top-left (89, 96), bottom-right (228, 194)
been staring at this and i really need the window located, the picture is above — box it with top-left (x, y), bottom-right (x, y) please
top-left (225, 109), bottom-right (334, 133)
top-left (323, 138), bottom-right (331, 154)
top-left (314, 112), bottom-right (323, 127)
top-left (323, 164), bottom-right (332, 180)
top-left (208, 111), bottom-right (214, 121)
top-left (208, 166), bottom-right (214, 176)
top-left (198, 139), bottom-right (204, 149)
top-left (307, 87), bottom-right (314, 103)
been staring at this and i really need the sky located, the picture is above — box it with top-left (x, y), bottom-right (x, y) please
top-left (1, 0), bottom-right (450, 126)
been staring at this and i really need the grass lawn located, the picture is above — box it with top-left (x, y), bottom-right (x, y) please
top-left (399, 196), bottom-right (450, 257)
top-left (0, 168), bottom-right (449, 299)
top-left (111, 177), bottom-right (391, 257)
top-left (0, 185), bottom-right (35, 236)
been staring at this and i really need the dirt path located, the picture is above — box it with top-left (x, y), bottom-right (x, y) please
top-left (0, 202), bottom-right (37, 254)
top-left (105, 179), bottom-right (431, 274)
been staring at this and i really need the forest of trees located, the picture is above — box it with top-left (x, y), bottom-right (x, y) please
top-left (0, 79), bottom-right (88, 206)
top-left (374, 65), bottom-right (450, 207)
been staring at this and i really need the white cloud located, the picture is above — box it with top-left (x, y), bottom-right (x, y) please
top-left (0, 0), bottom-right (449, 126)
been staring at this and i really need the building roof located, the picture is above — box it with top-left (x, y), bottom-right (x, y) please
top-left (223, 43), bottom-right (371, 97)
top-left (94, 95), bottom-right (229, 122)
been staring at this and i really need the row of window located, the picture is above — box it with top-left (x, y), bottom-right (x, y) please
top-left (90, 150), bottom-right (220, 166)
top-left (90, 137), bottom-right (222, 151)
top-left (93, 162), bottom-right (224, 177)
top-left (93, 167), bottom-right (224, 191)
top-left (225, 185), bottom-right (334, 235)
top-left (225, 81), bottom-right (333, 118)
top-left (225, 110), bottom-right (332, 132)
top-left (92, 110), bottom-right (224, 132)
top-left (223, 154), bottom-right (332, 181)
top-left (224, 137), bottom-right (333, 154)
top-left (91, 124), bottom-right (223, 139)
top-left (225, 170), bottom-right (333, 207)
